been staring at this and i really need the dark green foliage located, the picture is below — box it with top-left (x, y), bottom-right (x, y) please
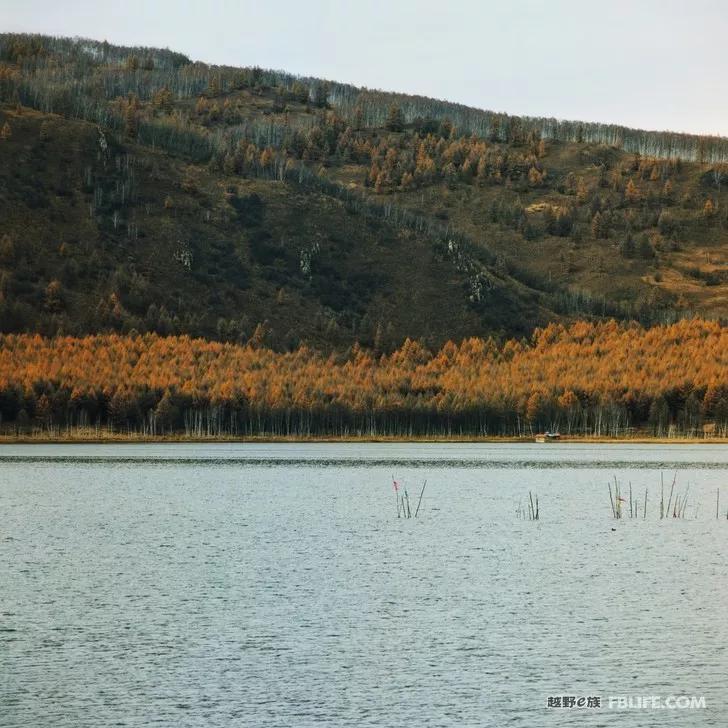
top-left (228, 192), bottom-right (264, 225)
top-left (620, 235), bottom-right (636, 258)
top-left (637, 235), bottom-right (655, 259)
top-left (385, 104), bottom-right (405, 132)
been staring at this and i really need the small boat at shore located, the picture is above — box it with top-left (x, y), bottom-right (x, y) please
top-left (535, 432), bottom-right (561, 443)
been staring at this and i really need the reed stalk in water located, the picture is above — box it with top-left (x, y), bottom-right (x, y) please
top-left (681, 485), bottom-right (690, 518)
top-left (414, 480), bottom-right (427, 518)
top-left (520, 491), bottom-right (540, 521)
top-left (615, 477), bottom-right (622, 519)
top-left (665, 473), bottom-right (676, 520)
top-left (393, 478), bottom-right (427, 519)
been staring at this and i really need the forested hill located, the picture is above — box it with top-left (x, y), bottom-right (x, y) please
top-left (1, 33), bottom-right (727, 351)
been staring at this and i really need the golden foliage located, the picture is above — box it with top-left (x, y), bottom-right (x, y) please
top-left (0, 320), bottom-right (725, 433)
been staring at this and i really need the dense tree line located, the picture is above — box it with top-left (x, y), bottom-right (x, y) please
top-left (0, 320), bottom-right (725, 438)
top-left (3, 32), bottom-right (728, 165)
top-left (334, 90), bottom-right (728, 164)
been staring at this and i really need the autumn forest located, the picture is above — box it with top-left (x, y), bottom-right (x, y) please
top-left (0, 320), bottom-right (725, 438)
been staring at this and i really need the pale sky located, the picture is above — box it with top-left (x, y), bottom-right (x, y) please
top-left (3, 0), bottom-right (728, 136)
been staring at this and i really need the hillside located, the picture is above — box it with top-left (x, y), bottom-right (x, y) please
top-left (0, 105), bottom-right (557, 350)
top-left (1, 33), bottom-right (727, 350)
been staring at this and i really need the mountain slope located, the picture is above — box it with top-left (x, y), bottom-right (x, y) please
top-left (0, 105), bottom-right (556, 349)
top-left (1, 32), bottom-right (727, 350)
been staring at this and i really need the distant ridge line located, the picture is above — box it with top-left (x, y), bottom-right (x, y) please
top-left (2, 32), bottom-right (728, 162)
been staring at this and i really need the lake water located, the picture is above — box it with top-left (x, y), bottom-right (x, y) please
top-left (2, 443), bottom-right (728, 727)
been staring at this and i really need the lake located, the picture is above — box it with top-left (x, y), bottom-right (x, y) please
top-left (2, 442), bottom-right (728, 727)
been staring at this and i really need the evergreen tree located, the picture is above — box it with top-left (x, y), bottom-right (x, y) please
top-left (290, 81), bottom-right (309, 104)
top-left (385, 104), bottom-right (405, 132)
top-left (312, 83), bottom-right (329, 109)
top-left (637, 234), bottom-right (654, 259)
top-left (619, 235), bottom-right (636, 258)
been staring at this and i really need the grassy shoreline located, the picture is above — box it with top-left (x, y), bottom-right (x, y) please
top-left (0, 432), bottom-right (726, 445)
